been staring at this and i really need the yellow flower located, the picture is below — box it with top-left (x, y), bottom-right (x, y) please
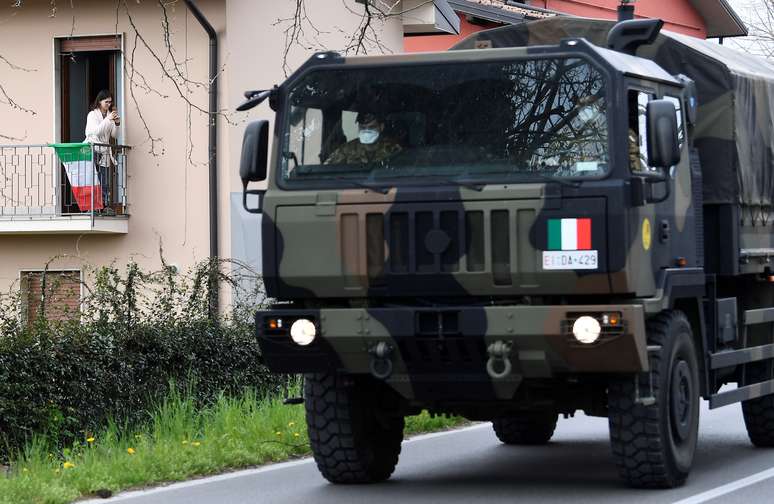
top-left (63, 462), bottom-right (75, 469)
top-left (288, 422), bottom-right (295, 427)
top-left (192, 441), bottom-right (201, 447)
top-left (22, 468), bottom-right (28, 473)
top-left (182, 440), bottom-right (188, 445)
top-left (126, 447), bottom-right (136, 455)
top-left (293, 433), bottom-right (300, 438)
top-left (86, 437), bottom-right (95, 444)
top-left (275, 431), bottom-right (282, 436)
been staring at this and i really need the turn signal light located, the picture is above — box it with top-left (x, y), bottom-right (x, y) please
top-left (268, 319), bottom-right (283, 330)
top-left (601, 313), bottom-right (621, 326)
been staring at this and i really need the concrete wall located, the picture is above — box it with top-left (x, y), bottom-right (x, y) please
top-left (0, 0), bottom-right (403, 306)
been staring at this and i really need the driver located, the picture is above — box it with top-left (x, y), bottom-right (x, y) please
top-left (326, 112), bottom-right (402, 165)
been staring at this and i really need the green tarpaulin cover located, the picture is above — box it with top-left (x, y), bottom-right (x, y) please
top-left (452, 17), bottom-right (774, 207)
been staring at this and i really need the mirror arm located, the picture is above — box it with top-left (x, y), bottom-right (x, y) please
top-left (645, 170), bottom-right (671, 204)
top-left (242, 180), bottom-right (265, 214)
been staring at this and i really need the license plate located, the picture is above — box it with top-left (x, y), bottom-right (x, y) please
top-left (542, 250), bottom-right (599, 270)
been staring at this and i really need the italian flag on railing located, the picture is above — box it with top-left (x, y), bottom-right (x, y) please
top-left (50, 143), bottom-right (103, 211)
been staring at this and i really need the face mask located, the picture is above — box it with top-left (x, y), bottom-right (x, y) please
top-left (358, 129), bottom-right (380, 145)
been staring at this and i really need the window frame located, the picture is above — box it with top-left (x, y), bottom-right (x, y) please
top-left (53, 33), bottom-right (125, 145)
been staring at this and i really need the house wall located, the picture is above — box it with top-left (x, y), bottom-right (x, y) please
top-left (0, 0), bottom-right (403, 310)
top-left (404, 14), bottom-right (499, 52)
top-left (532, 0), bottom-right (708, 38)
top-left (404, 0), bottom-right (709, 52)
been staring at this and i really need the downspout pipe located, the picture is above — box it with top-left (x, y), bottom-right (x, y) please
top-left (184, 0), bottom-right (219, 318)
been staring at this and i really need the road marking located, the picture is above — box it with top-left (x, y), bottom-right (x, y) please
top-left (81, 423), bottom-right (488, 503)
top-left (672, 466), bottom-right (774, 504)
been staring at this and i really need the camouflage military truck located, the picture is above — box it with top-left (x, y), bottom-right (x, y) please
top-left (237, 16), bottom-right (774, 489)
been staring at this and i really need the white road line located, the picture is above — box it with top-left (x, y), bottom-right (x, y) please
top-left (81, 423), bottom-right (488, 503)
top-left (672, 467), bottom-right (774, 504)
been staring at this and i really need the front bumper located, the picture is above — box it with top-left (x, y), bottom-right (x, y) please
top-left (256, 304), bottom-right (648, 378)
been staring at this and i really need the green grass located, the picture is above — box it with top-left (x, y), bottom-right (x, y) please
top-left (0, 388), bottom-right (465, 504)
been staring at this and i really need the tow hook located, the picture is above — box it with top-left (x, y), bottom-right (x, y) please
top-left (369, 341), bottom-right (394, 380)
top-left (486, 341), bottom-right (513, 379)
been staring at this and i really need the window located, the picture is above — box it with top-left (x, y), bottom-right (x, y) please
top-left (20, 270), bottom-right (81, 324)
top-left (281, 57), bottom-right (610, 187)
top-left (628, 90), bottom-right (654, 173)
top-left (56, 36), bottom-right (123, 213)
top-left (664, 95), bottom-right (685, 150)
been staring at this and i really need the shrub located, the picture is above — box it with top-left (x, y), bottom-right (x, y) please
top-left (0, 256), bottom-right (282, 462)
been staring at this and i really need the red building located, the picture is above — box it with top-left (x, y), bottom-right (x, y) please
top-left (402, 0), bottom-right (747, 52)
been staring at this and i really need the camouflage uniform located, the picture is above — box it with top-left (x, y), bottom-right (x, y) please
top-left (629, 128), bottom-right (646, 172)
top-left (326, 138), bottom-right (402, 165)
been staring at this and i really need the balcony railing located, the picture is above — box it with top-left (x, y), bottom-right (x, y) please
top-left (0, 143), bottom-right (130, 233)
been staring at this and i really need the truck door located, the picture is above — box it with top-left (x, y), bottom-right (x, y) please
top-left (626, 88), bottom-right (699, 291)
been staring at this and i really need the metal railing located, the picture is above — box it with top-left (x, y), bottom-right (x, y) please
top-left (0, 143), bottom-right (130, 220)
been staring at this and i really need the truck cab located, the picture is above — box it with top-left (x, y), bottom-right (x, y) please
top-left (238, 17), bottom-right (774, 489)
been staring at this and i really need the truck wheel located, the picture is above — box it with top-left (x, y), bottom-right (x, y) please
top-left (304, 372), bottom-right (404, 484)
top-left (608, 310), bottom-right (700, 488)
top-left (741, 364), bottom-right (774, 447)
top-left (492, 411), bottom-right (557, 445)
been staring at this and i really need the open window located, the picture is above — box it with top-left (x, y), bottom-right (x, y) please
top-left (56, 35), bottom-right (123, 213)
top-left (627, 89), bottom-right (654, 173)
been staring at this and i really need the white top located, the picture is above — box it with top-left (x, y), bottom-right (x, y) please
top-left (84, 109), bottom-right (119, 166)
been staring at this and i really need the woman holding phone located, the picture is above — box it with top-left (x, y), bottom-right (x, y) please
top-left (84, 89), bottom-right (120, 212)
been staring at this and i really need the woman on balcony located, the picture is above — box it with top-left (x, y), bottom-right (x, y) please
top-left (84, 89), bottom-right (120, 214)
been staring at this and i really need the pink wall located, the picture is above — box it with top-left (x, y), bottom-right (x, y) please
top-left (404, 0), bottom-right (708, 52)
top-left (404, 14), bottom-right (498, 52)
top-left (533, 0), bottom-right (707, 38)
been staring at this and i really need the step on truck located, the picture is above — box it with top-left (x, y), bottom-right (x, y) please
top-left (237, 16), bottom-right (774, 488)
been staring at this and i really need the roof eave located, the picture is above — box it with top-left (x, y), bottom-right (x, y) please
top-left (691, 0), bottom-right (748, 38)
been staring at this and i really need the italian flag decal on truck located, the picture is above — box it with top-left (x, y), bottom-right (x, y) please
top-left (51, 143), bottom-right (104, 212)
top-left (543, 218), bottom-right (598, 270)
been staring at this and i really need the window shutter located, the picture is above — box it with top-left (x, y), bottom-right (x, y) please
top-left (60, 35), bottom-right (121, 53)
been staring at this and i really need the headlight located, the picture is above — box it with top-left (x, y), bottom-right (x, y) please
top-left (290, 318), bottom-right (317, 346)
top-left (572, 316), bottom-right (601, 344)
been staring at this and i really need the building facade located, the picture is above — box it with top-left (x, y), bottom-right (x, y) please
top-left (0, 0), bottom-right (745, 315)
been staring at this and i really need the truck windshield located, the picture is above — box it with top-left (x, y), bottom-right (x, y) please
top-left (281, 57), bottom-right (609, 187)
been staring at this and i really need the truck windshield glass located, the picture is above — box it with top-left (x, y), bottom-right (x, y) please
top-left (282, 57), bottom-right (609, 186)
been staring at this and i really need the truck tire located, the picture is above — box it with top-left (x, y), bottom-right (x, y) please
top-left (741, 364), bottom-right (774, 447)
top-left (304, 372), bottom-right (404, 484)
top-left (608, 310), bottom-right (700, 488)
top-left (492, 411), bottom-right (557, 445)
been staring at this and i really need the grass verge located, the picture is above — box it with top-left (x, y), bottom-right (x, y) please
top-left (0, 387), bottom-right (465, 504)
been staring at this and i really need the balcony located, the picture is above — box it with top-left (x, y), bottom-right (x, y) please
top-left (0, 143), bottom-right (130, 234)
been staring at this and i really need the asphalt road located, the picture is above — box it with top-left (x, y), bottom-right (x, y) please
top-left (87, 398), bottom-right (774, 504)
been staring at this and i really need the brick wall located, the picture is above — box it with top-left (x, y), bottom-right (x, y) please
top-left (22, 270), bottom-right (81, 322)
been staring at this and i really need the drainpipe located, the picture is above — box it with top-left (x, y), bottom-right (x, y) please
top-left (184, 0), bottom-right (219, 318)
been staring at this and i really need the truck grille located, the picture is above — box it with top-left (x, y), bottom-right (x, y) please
top-left (339, 205), bottom-right (538, 287)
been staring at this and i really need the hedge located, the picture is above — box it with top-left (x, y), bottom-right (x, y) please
top-left (0, 257), bottom-right (282, 462)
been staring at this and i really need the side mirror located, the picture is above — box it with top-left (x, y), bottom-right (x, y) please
top-left (646, 100), bottom-right (681, 169)
top-left (240, 120), bottom-right (269, 214)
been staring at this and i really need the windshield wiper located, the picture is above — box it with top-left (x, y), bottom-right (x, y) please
top-left (524, 172), bottom-right (582, 188)
top-left (334, 177), bottom-right (391, 195)
top-left (430, 177), bottom-right (484, 192)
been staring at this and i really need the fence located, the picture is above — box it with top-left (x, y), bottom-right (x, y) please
top-left (0, 143), bottom-right (130, 219)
